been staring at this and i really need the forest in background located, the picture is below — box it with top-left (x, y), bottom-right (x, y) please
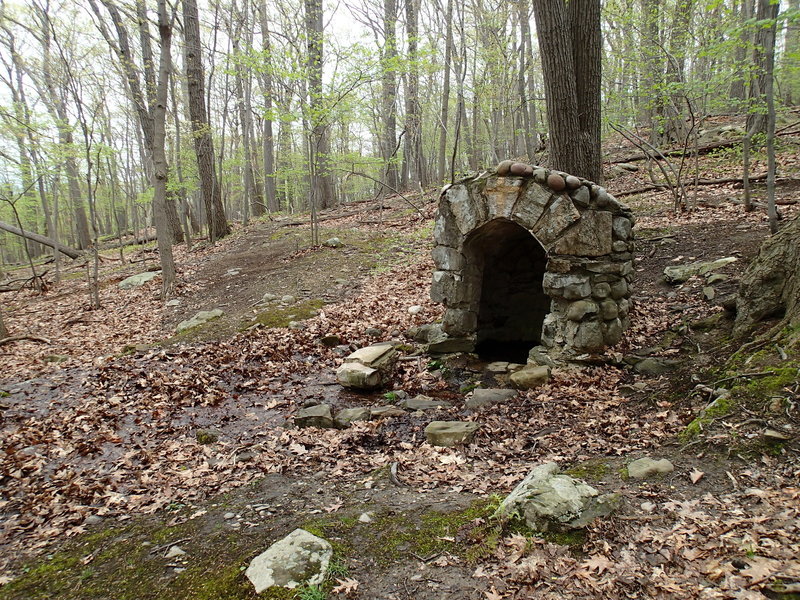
top-left (0, 0), bottom-right (798, 269)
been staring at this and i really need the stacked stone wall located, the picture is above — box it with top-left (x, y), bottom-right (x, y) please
top-left (431, 161), bottom-right (635, 356)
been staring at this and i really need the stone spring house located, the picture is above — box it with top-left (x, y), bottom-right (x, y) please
top-left (430, 161), bottom-right (635, 361)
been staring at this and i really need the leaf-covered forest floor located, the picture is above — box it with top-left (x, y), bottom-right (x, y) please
top-left (1, 127), bottom-right (799, 599)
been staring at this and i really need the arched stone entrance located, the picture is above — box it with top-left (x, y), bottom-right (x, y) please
top-left (431, 162), bottom-right (635, 359)
top-left (462, 219), bottom-right (549, 361)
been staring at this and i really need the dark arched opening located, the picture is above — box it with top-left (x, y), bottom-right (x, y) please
top-left (465, 219), bottom-right (549, 363)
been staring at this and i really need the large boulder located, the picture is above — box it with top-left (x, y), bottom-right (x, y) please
top-left (663, 257), bottom-right (737, 284)
top-left (176, 309), bottom-right (224, 333)
top-left (494, 462), bottom-right (620, 531)
top-left (336, 343), bottom-right (398, 390)
top-left (245, 529), bottom-right (332, 593)
top-left (295, 405), bottom-right (335, 429)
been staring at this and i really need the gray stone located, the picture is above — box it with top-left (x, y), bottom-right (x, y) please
top-left (592, 282), bottom-right (611, 299)
top-left (663, 257), bottom-right (737, 284)
top-left (617, 162), bottom-right (639, 172)
top-left (369, 405), bottom-right (406, 419)
top-left (706, 273), bottom-right (728, 285)
top-left (510, 365), bottom-right (551, 389)
top-left (408, 305), bottom-right (423, 315)
top-left (365, 327), bottom-right (383, 338)
top-left (336, 343), bottom-right (397, 390)
top-left (281, 295), bottom-right (296, 304)
top-left (603, 318), bottom-right (623, 345)
top-left (84, 515), bottom-right (104, 526)
top-left (612, 217), bottom-right (632, 241)
top-left (565, 175), bottom-right (582, 190)
top-left (533, 168), bottom-right (548, 183)
top-left (176, 309), bottom-right (224, 333)
top-left (512, 185), bottom-right (551, 228)
top-left (612, 240), bottom-right (629, 252)
top-left (570, 186), bottom-right (591, 207)
top-left (553, 210), bottom-right (613, 257)
top-left (533, 195), bottom-right (581, 247)
top-left (572, 321), bottom-right (605, 352)
top-left (323, 237), bottom-right (343, 248)
top-left (427, 333), bottom-right (475, 353)
top-left (165, 545), bottom-right (186, 559)
top-left (432, 246), bottom-right (465, 271)
top-left (627, 457), bottom-right (674, 479)
top-left (407, 323), bottom-right (442, 343)
top-left (442, 309), bottom-right (477, 335)
top-left (336, 362), bottom-right (381, 389)
top-left (334, 407), bottom-right (371, 428)
top-left (288, 321), bottom-right (306, 330)
top-left (446, 184), bottom-right (485, 234)
top-left (245, 529), bottom-right (332, 593)
top-left (527, 345), bottom-right (557, 367)
top-left (703, 286), bottom-right (716, 301)
top-left (543, 273), bottom-right (591, 300)
top-left (465, 388), bottom-right (517, 410)
top-left (119, 271), bottom-right (161, 290)
top-left (295, 404), bottom-right (335, 429)
top-left (224, 512), bottom-right (236, 520)
top-left (486, 361), bottom-right (510, 373)
top-left (425, 421), bottom-right (481, 446)
top-left (399, 395), bottom-right (452, 411)
top-left (610, 280), bottom-right (628, 300)
top-left (495, 462), bottom-right (619, 530)
top-left (566, 300), bottom-right (599, 321)
top-left (166, 299), bottom-right (181, 307)
top-left (633, 357), bottom-right (681, 375)
top-left (263, 293), bottom-right (278, 302)
top-left (600, 300), bottom-right (619, 320)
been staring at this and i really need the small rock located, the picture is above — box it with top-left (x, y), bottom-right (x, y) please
top-left (627, 457), bottom-right (675, 479)
top-left (365, 327), bottom-right (383, 338)
top-left (295, 404), bottom-right (335, 429)
top-left (369, 405), bottom-right (406, 419)
top-left (496, 160), bottom-right (514, 175)
top-left (399, 395), bottom-right (452, 411)
top-left (245, 529), bottom-right (332, 593)
top-left (84, 515), bottom-right (104, 526)
top-left (547, 173), bottom-right (566, 191)
top-left (263, 293), bottom-right (278, 302)
top-left (358, 512), bottom-right (373, 523)
top-left (176, 309), bottom-right (224, 333)
top-left (334, 407), bottom-right (371, 428)
top-left (407, 305), bottom-right (423, 315)
top-left (465, 388), bottom-right (517, 410)
top-left (706, 273), bottom-right (728, 285)
top-left (509, 162), bottom-right (528, 176)
top-left (319, 334), bottom-right (342, 347)
top-left (323, 237), bottom-right (343, 248)
top-left (633, 358), bottom-right (681, 376)
top-left (166, 299), bottom-right (181, 307)
top-left (565, 175), bottom-right (581, 190)
top-left (119, 271), bottom-right (161, 290)
top-left (425, 421), bottom-right (480, 446)
top-left (486, 361), bottom-right (509, 373)
top-left (288, 321), bottom-right (306, 330)
top-left (196, 429), bottom-right (219, 445)
top-left (281, 295), bottom-right (296, 304)
top-left (703, 286), bottom-right (716, 301)
top-left (763, 428), bottom-right (791, 441)
top-left (510, 365), bottom-right (551, 390)
top-left (224, 512), bottom-right (236, 520)
top-left (165, 545), bottom-right (187, 559)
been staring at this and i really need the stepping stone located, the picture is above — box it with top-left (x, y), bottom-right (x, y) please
top-left (465, 388), bottom-right (517, 410)
top-left (399, 395), bottom-right (452, 411)
top-left (510, 365), bottom-right (551, 390)
top-left (627, 457), bottom-right (674, 479)
top-left (295, 404), bottom-right (335, 429)
top-left (425, 421), bottom-right (480, 447)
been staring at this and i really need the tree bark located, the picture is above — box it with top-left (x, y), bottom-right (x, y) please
top-left (403, 0), bottom-right (424, 188)
top-left (532, 0), bottom-right (602, 181)
top-left (182, 0), bottom-right (230, 240)
top-left (258, 0), bottom-right (278, 211)
top-left (437, 0), bottom-right (453, 182)
top-left (381, 0), bottom-right (399, 190)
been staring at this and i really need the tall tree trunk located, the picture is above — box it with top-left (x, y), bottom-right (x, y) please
top-left (381, 0), bottom-right (399, 190)
top-left (182, 0), bottom-right (230, 240)
top-left (153, 0), bottom-right (177, 298)
top-left (729, 0), bottom-right (753, 102)
top-left (782, 0), bottom-right (799, 105)
top-left (258, 0), bottom-right (278, 211)
top-left (437, 0), bottom-right (454, 182)
top-left (304, 0), bottom-right (335, 211)
top-left (403, 0), bottom-right (424, 188)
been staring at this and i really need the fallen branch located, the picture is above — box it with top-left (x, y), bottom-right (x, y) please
top-left (614, 173), bottom-right (795, 198)
top-left (0, 334), bottom-right (51, 347)
top-left (0, 220), bottom-right (83, 259)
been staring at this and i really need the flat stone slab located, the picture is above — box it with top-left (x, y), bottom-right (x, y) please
top-left (344, 343), bottom-right (396, 367)
top-left (510, 365), bottom-right (551, 390)
top-left (425, 421), bottom-right (480, 446)
top-left (627, 457), bottom-right (674, 479)
top-left (119, 271), bottom-right (161, 290)
top-left (295, 404), bottom-right (335, 429)
top-left (337, 343), bottom-right (398, 389)
top-left (245, 528), bottom-right (332, 592)
top-left (176, 309), bottom-right (224, 333)
top-left (334, 407), bottom-right (370, 428)
top-left (369, 405), bottom-right (406, 419)
top-left (336, 362), bottom-right (380, 389)
top-left (663, 257), bottom-right (737, 284)
top-left (399, 395), bottom-right (452, 411)
top-left (465, 388), bottom-right (518, 410)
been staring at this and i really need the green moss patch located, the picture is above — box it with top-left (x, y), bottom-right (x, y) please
top-left (245, 299), bottom-right (325, 330)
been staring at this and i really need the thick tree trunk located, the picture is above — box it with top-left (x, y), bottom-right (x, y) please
top-left (381, 0), bottom-right (399, 191)
top-left (0, 221), bottom-right (83, 259)
top-left (183, 0), bottom-right (230, 240)
top-left (437, 0), bottom-right (453, 182)
top-left (258, 0), bottom-right (278, 211)
top-left (403, 0), bottom-right (424, 189)
top-left (735, 216), bottom-right (800, 336)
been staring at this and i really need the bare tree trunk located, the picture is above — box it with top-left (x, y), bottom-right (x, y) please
top-left (153, 0), bottom-right (177, 298)
top-left (182, 0), bottom-right (230, 240)
top-left (437, 0), bottom-right (454, 182)
top-left (381, 0), bottom-right (399, 190)
top-left (0, 221), bottom-right (83, 259)
top-left (258, 0), bottom-right (278, 211)
top-left (403, 0), bottom-right (424, 188)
